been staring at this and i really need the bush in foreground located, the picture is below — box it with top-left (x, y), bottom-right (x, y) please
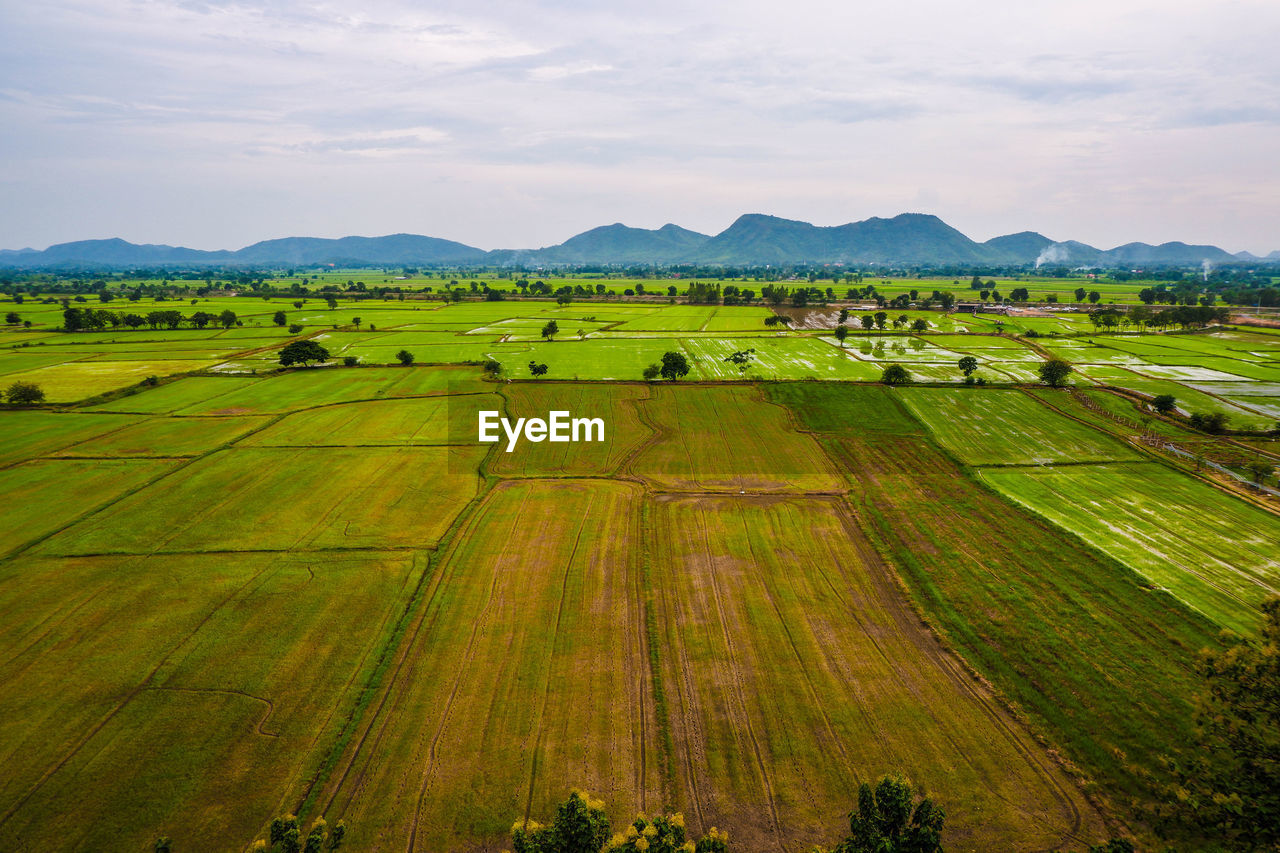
top-left (881, 364), bottom-right (911, 385)
top-left (510, 792), bottom-right (727, 853)
top-left (4, 380), bottom-right (45, 404)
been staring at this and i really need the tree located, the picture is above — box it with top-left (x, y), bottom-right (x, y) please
top-left (1246, 461), bottom-right (1274, 487)
top-left (278, 340), bottom-right (330, 367)
top-left (343, 356), bottom-right (359, 366)
top-left (4, 312), bottom-right (18, 324)
top-left (724, 348), bottom-right (756, 371)
top-left (660, 351), bottom-right (690, 381)
top-left (396, 349), bottom-right (415, 366)
top-left (5, 380), bottom-right (45, 404)
top-left (1074, 287), bottom-right (1087, 302)
top-left (541, 320), bottom-right (559, 341)
top-left (1154, 596), bottom-right (1280, 850)
top-left (861, 315), bottom-right (875, 332)
top-left (482, 359), bottom-right (502, 376)
top-left (1189, 412), bottom-right (1229, 434)
top-left (911, 318), bottom-right (929, 332)
top-left (1088, 291), bottom-right (1102, 304)
top-left (63, 307), bottom-right (85, 331)
top-left (874, 311), bottom-right (888, 333)
top-left (511, 791), bottom-right (727, 853)
top-left (642, 363), bottom-right (661, 381)
top-left (1152, 394), bottom-right (1178, 415)
top-left (218, 309), bottom-right (238, 328)
top-left (835, 324), bottom-right (849, 347)
top-left (255, 813), bottom-right (345, 852)
top-left (827, 776), bottom-right (943, 853)
top-left (273, 310), bottom-right (287, 326)
top-left (528, 361), bottom-right (549, 377)
top-left (881, 364), bottom-right (912, 385)
top-left (1037, 358), bottom-right (1073, 387)
top-left (957, 356), bottom-right (979, 377)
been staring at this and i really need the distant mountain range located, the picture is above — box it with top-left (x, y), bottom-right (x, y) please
top-left (3, 214), bottom-right (1274, 269)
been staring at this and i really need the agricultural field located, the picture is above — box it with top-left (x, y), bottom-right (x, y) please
top-left (649, 493), bottom-right (1103, 850)
top-left (3, 291), bottom-right (1280, 852)
top-left (980, 463), bottom-right (1280, 634)
top-left (899, 387), bottom-right (1143, 465)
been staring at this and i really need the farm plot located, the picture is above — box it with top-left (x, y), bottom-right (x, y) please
top-left (1076, 367), bottom-right (1274, 429)
top-left (650, 494), bottom-right (1103, 851)
top-left (518, 338), bottom-right (685, 380)
top-left (169, 366), bottom-right (485, 415)
top-left (764, 382), bottom-right (923, 434)
top-left (238, 394), bottom-right (499, 447)
top-left (488, 384), bottom-right (652, 477)
top-left (682, 336), bottom-right (882, 380)
top-left (3, 359), bottom-right (217, 402)
top-left (34, 445), bottom-right (486, 555)
top-left (0, 458), bottom-right (180, 557)
top-left (0, 411), bottom-right (147, 467)
top-left (813, 425), bottom-right (1221, 811)
top-left (315, 479), bottom-right (661, 851)
top-left (0, 549), bottom-right (422, 852)
top-left (700, 307), bottom-right (775, 331)
top-left (631, 386), bottom-right (844, 492)
top-left (611, 306), bottom-right (719, 332)
top-left (979, 463), bottom-right (1280, 634)
top-left (899, 388), bottom-right (1142, 465)
top-left (50, 414), bottom-right (267, 457)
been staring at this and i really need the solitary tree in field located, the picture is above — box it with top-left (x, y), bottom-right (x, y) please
top-left (1152, 394), bottom-right (1178, 415)
top-left (396, 349), bottom-right (415, 366)
top-left (5, 380), bottom-right (45, 404)
top-left (273, 310), bottom-right (287, 326)
top-left (219, 309), bottom-right (238, 329)
top-left (911, 318), bottom-right (929, 332)
top-left (835, 324), bottom-right (849, 347)
top-left (528, 361), bottom-right (549, 377)
top-left (958, 356), bottom-right (979, 378)
top-left (881, 364), bottom-right (912, 385)
top-left (1038, 358), bottom-right (1073, 387)
top-left (660, 351), bottom-right (691, 380)
top-left (541, 320), bottom-right (559, 341)
top-left (724, 348), bottom-right (756, 372)
top-left (4, 311), bottom-right (18, 324)
top-left (353, 317), bottom-right (362, 329)
top-left (278, 340), bottom-right (330, 367)
top-left (1074, 287), bottom-right (1087, 302)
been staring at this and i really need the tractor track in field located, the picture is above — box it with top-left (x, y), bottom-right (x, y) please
top-left (519, 493), bottom-right (596, 827)
top-left (140, 686), bottom-right (280, 737)
top-left (831, 499), bottom-right (1094, 850)
top-left (691, 508), bottom-right (785, 851)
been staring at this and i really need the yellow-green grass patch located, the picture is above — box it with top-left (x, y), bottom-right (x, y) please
top-left (0, 549), bottom-right (423, 851)
top-left (900, 388), bottom-right (1144, 465)
top-left (237, 394), bottom-right (500, 447)
top-left (4, 360), bottom-right (218, 402)
top-left (316, 479), bottom-right (661, 850)
top-left (0, 458), bottom-right (180, 557)
top-left (35, 445), bottom-right (486, 555)
top-left (979, 462), bottom-right (1280, 633)
top-left (650, 494), bottom-right (1103, 850)
top-left (631, 385), bottom-right (844, 492)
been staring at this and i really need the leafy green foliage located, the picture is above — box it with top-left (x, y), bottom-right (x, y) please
top-left (1037, 358), bottom-right (1072, 387)
top-left (278, 340), bottom-right (330, 367)
top-left (529, 361), bottom-right (549, 377)
top-left (254, 814), bottom-right (345, 853)
top-left (5, 380), bottom-right (45, 404)
top-left (881, 364), bottom-right (911, 385)
top-left (396, 349), bottom-right (415, 366)
top-left (1154, 596), bottom-right (1280, 850)
top-left (512, 792), bottom-right (729, 853)
top-left (660, 351), bottom-right (690, 381)
top-left (1151, 394), bottom-right (1177, 414)
top-left (957, 356), bottom-right (978, 377)
top-left (542, 319), bottom-right (559, 340)
top-left (723, 348), bottom-right (756, 371)
top-left (826, 776), bottom-right (943, 853)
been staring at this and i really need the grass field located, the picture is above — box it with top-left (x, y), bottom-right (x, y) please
top-left (899, 388), bottom-right (1143, 465)
top-left (313, 479), bottom-right (661, 851)
top-left (980, 463), bottom-right (1280, 634)
top-left (649, 493), bottom-right (1103, 850)
top-left (630, 385), bottom-right (844, 492)
top-left (3, 347), bottom-right (1280, 853)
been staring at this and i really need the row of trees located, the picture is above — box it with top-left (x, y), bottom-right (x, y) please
top-left (63, 306), bottom-right (239, 331)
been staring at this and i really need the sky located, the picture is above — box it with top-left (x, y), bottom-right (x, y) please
top-left (1, 0), bottom-right (1278, 254)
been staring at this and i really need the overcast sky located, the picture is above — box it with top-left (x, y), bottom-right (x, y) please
top-left (2, 0), bottom-right (1278, 253)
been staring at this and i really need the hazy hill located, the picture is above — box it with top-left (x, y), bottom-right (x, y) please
top-left (3, 217), bottom-right (1273, 268)
top-left (528, 223), bottom-right (710, 264)
top-left (689, 213), bottom-right (1008, 265)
